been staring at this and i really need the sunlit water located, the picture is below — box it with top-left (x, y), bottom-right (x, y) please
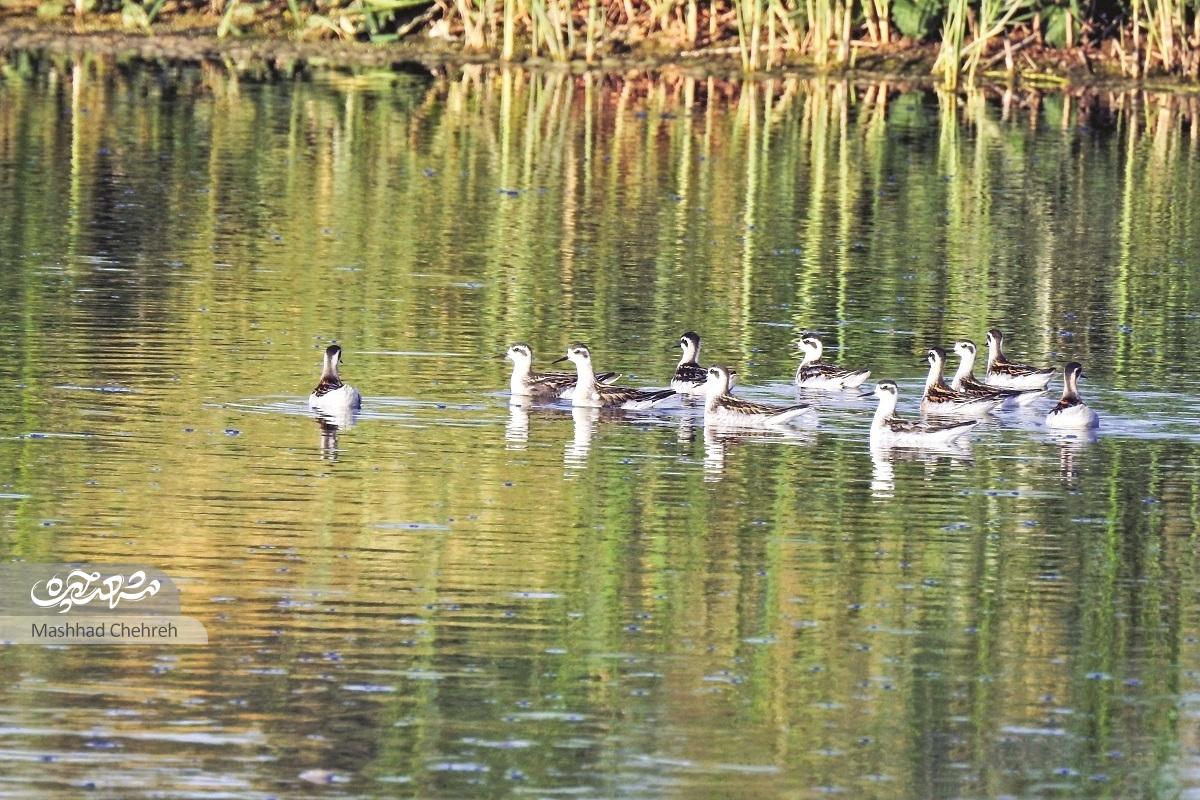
top-left (1, 55), bottom-right (1199, 798)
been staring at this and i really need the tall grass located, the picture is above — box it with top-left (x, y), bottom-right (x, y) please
top-left (22, 0), bottom-right (1200, 81)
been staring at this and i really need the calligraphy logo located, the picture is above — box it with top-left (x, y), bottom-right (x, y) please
top-left (30, 569), bottom-right (162, 614)
top-left (0, 562), bottom-right (208, 645)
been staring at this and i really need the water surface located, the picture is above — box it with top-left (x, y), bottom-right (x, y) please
top-left (1, 56), bottom-right (1199, 798)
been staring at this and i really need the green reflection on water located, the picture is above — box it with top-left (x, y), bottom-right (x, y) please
top-left (0, 55), bottom-right (1199, 798)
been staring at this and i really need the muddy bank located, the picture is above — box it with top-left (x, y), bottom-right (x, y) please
top-left (0, 17), bottom-right (1196, 90)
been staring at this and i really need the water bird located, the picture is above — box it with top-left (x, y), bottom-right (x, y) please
top-left (951, 340), bottom-right (1044, 407)
top-left (869, 380), bottom-right (978, 446)
top-left (703, 365), bottom-right (814, 427)
top-left (1045, 362), bottom-right (1100, 429)
top-left (794, 334), bottom-right (871, 389)
top-left (922, 347), bottom-right (1003, 417)
top-left (985, 328), bottom-right (1055, 390)
top-left (671, 331), bottom-right (733, 394)
top-left (308, 344), bottom-right (362, 412)
top-left (553, 344), bottom-right (676, 409)
top-left (505, 343), bottom-right (619, 399)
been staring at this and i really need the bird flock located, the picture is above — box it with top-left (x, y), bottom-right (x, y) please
top-left (308, 329), bottom-right (1100, 447)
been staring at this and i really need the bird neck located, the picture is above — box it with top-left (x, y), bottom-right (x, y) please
top-left (321, 353), bottom-right (340, 382)
top-left (987, 341), bottom-right (1004, 368)
top-left (704, 376), bottom-right (729, 411)
top-left (873, 394), bottom-right (898, 426)
top-left (509, 359), bottom-right (531, 392)
top-left (925, 361), bottom-right (944, 390)
top-left (574, 358), bottom-right (596, 388)
top-left (954, 352), bottom-right (975, 383)
top-left (1061, 371), bottom-right (1080, 402)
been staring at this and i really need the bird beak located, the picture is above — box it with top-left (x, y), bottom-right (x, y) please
top-left (859, 390), bottom-right (874, 398)
top-left (1079, 372), bottom-right (1088, 379)
top-left (497, 353), bottom-right (509, 361)
top-left (551, 355), bottom-right (569, 364)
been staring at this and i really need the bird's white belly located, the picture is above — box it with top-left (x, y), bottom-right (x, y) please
top-left (1046, 403), bottom-right (1099, 429)
top-left (309, 384), bottom-right (362, 411)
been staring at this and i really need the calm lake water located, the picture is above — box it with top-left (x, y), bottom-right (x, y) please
top-left (1, 54), bottom-right (1199, 798)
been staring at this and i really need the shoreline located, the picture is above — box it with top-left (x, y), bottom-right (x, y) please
top-left (2, 18), bottom-right (1199, 91)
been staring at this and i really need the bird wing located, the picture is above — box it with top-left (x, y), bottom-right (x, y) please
top-left (798, 361), bottom-right (841, 381)
top-left (991, 360), bottom-right (1053, 379)
top-left (882, 416), bottom-right (925, 434)
top-left (960, 375), bottom-right (1010, 398)
top-left (1050, 397), bottom-right (1083, 414)
top-left (673, 364), bottom-right (708, 384)
top-left (528, 371), bottom-right (576, 394)
top-left (927, 381), bottom-right (994, 406)
top-left (311, 377), bottom-right (344, 397)
top-left (597, 386), bottom-right (673, 405)
top-left (720, 396), bottom-right (810, 416)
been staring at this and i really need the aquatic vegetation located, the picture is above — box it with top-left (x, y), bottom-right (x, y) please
top-left (9, 0), bottom-right (1200, 81)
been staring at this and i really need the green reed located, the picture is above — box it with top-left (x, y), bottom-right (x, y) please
top-left (25, 0), bottom-right (1200, 81)
top-left (23, 0), bottom-right (1198, 81)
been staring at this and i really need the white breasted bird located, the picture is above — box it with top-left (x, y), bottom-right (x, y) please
top-left (951, 340), bottom-right (1044, 407)
top-left (308, 344), bottom-right (362, 412)
top-left (554, 343), bottom-right (676, 410)
top-left (794, 334), bottom-right (871, 390)
top-left (671, 331), bottom-right (735, 394)
top-left (505, 343), bottom-right (618, 399)
top-left (868, 380), bottom-right (977, 447)
top-left (703, 365), bottom-right (814, 427)
top-left (922, 347), bottom-right (1003, 418)
top-left (985, 328), bottom-right (1055, 390)
top-left (1046, 361), bottom-right (1100, 429)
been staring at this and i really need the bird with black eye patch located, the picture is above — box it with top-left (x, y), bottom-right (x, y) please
top-left (553, 344), bottom-right (676, 410)
top-left (951, 340), bottom-right (1044, 407)
top-left (921, 347), bottom-right (1003, 418)
top-left (1046, 362), bottom-right (1100, 429)
top-left (703, 365), bottom-right (814, 428)
top-left (984, 328), bottom-right (1056, 390)
top-left (668, 331), bottom-right (711, 394)
top-left (868, 380), bottom-right (978, 446)
top-left (794, 334), bottom-right (871, 390)
top-left (308, 344), bottom-right (362, 412)
top-left (504, 343), bottom-right (619, 400)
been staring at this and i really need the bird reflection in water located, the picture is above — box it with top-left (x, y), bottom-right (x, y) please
top-left (314, 408), bottom-right (356, 461)
top-left (1049, 429), bottom-right (1098, 486)
top-left (869, 441), bottom-right (973, 499)
top-left (564, 406), bottom-right (601, 475)
top-left (702, 426), bottom-right (813, 482)
top-left (506, 398), bottom-right (531, 450)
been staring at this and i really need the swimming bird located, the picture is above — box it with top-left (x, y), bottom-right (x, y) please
top-left (951, 340), bottom-right (1044, 407)
top-left (553, 344), bottom-right (676, 410)
top-left (671, 331), bottom-right (735, 394)
top-left (308, 344), bottom-right (362, 412)
top-left (922, 347), bottom-right (1003, 418)
top-left (869, 380), bottom-right (978, 446)
top-left (505, 343), bottom-right (619, 399)
top-left (985, 328), bottom-right (1055, 390)
top-left (1045, 362), bottom-right (1100, 429)
top-left (794, 334), bottom-right (871, 390)
top-left (703, 365), bottom-right (814, 427)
